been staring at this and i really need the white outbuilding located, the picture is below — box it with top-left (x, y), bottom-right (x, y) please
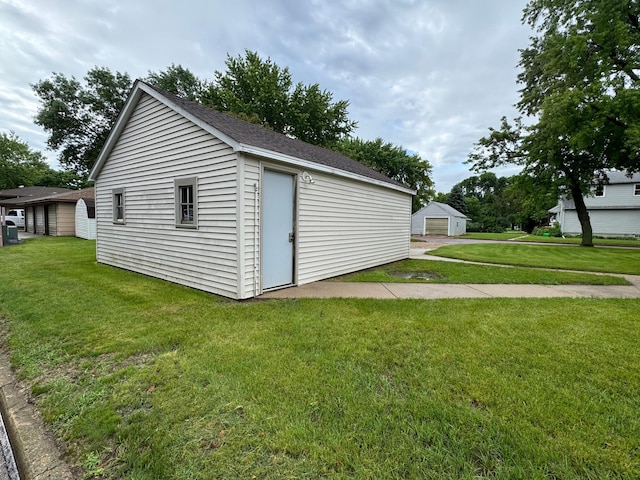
top-left (75, 197), bottom-right (96, 240)
top-left (88, 81), bottom-right (415, 300)
top-left (411, 202), bottom-right (469, 236)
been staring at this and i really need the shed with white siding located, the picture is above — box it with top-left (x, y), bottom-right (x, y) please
top-left (88, 81), bottom-right (414, 300)
top-left (75, 198), bottom-right (96, 240)
top-left (411, 202), bottom-right (469, 236)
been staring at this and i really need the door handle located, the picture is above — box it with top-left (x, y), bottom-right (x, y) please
top-left (288, 232), bottom-right (294, 243)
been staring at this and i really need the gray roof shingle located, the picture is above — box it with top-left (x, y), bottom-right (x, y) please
top-left (144, 82), bottom-right (408, 190)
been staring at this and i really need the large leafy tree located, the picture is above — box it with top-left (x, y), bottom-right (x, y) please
top-left (202, 50), bottom-right (357, 147)
top-left (334, 137), bottom-right (434, 212)
top-left (453, 173), bottom-right (511, 232)
top-left (0, 132), bottom-right (60, 189)
top-left (32, 67), bottom-right (133, 177)
top-left (468, 0), bottom-right (640, 246)
top-left (146, 64), bottom-right (207, 102)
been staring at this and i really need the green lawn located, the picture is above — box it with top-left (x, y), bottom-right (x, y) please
top-left (456, 233), bottom-right (640, 247)
top-left (430, 243), bottom-right (640, 275)
top-left (455, 232), bottom-right (527, 241)
top-left (334, 259), bottom-right (629, 285)
top-left (0, 238), bottom-right (638, 479)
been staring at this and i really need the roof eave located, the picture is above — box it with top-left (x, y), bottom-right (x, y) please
top-left (238, 144), bottom-right (415, 195)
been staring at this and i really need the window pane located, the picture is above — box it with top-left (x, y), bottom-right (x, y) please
top-left (115, 193), bottom-right (123, 220)
top-left (180, 185), bottom-right (194, 223)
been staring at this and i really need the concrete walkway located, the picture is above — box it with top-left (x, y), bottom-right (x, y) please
top-left (260, 248), bottom-right (640, 300)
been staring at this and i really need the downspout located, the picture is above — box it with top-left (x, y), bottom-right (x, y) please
top-left (253, 182), bottom-right (259, 296)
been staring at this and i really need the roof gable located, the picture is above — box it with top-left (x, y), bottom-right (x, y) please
top-left (90, 81), bottom-right (413, 194)
top-left (413, 201), bottom-right (468, 218)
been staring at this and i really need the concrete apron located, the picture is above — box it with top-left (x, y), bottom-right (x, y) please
top-left (0, 349), bottom-right (73, 480)
top-left (259, 280), bottom-right (640, 299)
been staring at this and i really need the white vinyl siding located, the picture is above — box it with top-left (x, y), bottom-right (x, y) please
top-left (76, 199), bottom-right (96, 240)
top-left (562, 209), bottom-right (640, 236)
top-left (296, 170), bottom-right (411, 285)
top-left (95, 93), bottom-right (240, 298)
top-left (560, 182), bottom-right (640, 236)
top-left (239, 156), bottom-right (261, 298)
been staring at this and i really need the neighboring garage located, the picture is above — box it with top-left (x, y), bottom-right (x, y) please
top-left (411, 202), bottom-right (469, 236)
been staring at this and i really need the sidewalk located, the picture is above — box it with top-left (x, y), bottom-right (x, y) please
top-left (260, 248), bottom-right (640, 300)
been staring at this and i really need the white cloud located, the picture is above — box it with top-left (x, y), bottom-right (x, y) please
top-left (0, 0), bottom-right (532, 191)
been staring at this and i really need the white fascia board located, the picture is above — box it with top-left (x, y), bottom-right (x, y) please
top-left (237, 144), bottom-right (416, 195)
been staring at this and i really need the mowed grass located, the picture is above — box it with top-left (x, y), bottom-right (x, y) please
top-left (456, 233), bottom-right (640, 247)
top-left (0, 238), bottom-right (639, 479)
top-left (334, 259), bottom-right (630, 285)
top-left (430, 243), bottom-right (640, 275)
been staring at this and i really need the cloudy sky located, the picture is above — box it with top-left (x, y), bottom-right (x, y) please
top-left (0, 0), bottom-right (533, 192)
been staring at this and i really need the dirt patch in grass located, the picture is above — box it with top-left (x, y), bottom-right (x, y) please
top-left (388, 270), bottom-right (443, 281)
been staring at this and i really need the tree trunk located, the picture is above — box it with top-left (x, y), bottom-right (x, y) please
top-left (570, 184), bottom-right (594, 247)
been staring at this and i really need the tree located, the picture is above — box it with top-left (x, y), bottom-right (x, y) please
top-left (450, 173), bottom-right (513, 232)
top-left (468, 0), bottom-right (640, 246)
top-left (146, 64), bottom-right (207, 102)
top-left (202, 50), bottom-right (357, 147)
top-left (334, 137), bottom-right (434, 212)
top-left (32, 67), bottom-right (132, 177)
top-left (0, 132), bottom-right (54, 189)
top-left (502, 174), bottom-right (556, 232)
top-left (446, 185), bottom-right (467, 215)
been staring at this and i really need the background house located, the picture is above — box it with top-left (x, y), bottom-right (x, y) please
top-left (89, 81), bottom-right (414, 300)
top-left (549, 171), bottom-right (640, 237)
top-left (19, 188), bottom-right (95, 236)
top-left (411, 202), bottom-right (469, 236)
top-left (0, 186), bottom-right (73, 212)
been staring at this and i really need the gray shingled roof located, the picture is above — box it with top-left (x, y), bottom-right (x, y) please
top-left (145, 82), bottom-right (409, 190)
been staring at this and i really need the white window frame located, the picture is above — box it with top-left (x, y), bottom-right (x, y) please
top-left (112, 188), bottom-right (125, 224)
top-left (594, 184), bottom-right (605, 197)
top-left (175, 177), bottom-right (198, 228)
top-left (634, 184), bottom-right (640, 196)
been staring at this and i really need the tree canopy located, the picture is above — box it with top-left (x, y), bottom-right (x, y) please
top-left (334, 137), bottom-right (434, 212)
top-left (145, 64), bottom-right (206, 102)
top-left (202, 50), bottom-right (357, 147)
top-left (32, 67), bottom-right (132, 177)
top-left (32, 53), bottom-right (432, 197)
top-left (468, 0), bottom-right (640, 246)
top-left (0, 132), bottom-right (74, 189)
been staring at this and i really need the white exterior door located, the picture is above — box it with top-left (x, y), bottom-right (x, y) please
top-left (262, 170), bottom-right (295, 289)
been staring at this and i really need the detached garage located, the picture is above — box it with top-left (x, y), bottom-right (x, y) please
top-left (88, 81), bottom-right (414, 300)
top-left (411, 202), bottom-right (469, 236)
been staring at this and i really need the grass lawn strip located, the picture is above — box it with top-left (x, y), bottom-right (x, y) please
top-left (429, 243), bottom-right (640, 275)
top-left (458, 232), bottom-right (640, 247)
top-left (333, 259), bottom-right (630, 285)
top-left (0, 238), bottom-right (639, 479)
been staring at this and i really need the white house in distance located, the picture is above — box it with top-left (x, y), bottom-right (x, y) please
top-left (88, 81), bottom-right (415, 300)
top-left (411, 202), bottom-right (469, 236)
top-left (549, 171), bottom-right (640, 237)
